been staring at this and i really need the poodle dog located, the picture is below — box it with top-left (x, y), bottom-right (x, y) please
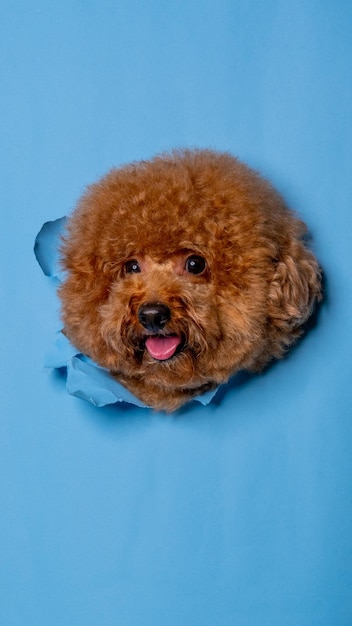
top-left (59, 149), bottom-right (321, 411)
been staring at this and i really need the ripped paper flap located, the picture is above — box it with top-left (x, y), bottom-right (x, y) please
top-left (34, 217), bottom-right (68, 282)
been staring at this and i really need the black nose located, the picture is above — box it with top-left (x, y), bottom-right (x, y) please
top-left (138, 303), bottom-right (171, 332)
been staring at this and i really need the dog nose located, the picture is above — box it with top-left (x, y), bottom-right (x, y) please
top-left (138, 303), bottom-right (171, 332)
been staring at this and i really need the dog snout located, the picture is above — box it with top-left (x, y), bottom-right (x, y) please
top-left (138, 303), bottom-right (171, 332)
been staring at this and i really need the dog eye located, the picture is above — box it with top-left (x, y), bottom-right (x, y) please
top-left (185, 255), bottom-right (207, 275)
top-left (125, 259), bottom-right (141, 274)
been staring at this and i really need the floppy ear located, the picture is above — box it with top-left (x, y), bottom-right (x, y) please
top-left (267, 238), bottom-right (322, 357)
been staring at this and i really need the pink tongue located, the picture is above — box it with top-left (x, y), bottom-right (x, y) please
top-left (145, 335), bottom-right (181, 360)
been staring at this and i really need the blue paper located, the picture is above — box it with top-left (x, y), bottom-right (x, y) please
top-left (34, 218), bottom-right (219, 409)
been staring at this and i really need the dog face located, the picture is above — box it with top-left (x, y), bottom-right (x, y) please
top-left (59, 149), bottom-right (321, 411)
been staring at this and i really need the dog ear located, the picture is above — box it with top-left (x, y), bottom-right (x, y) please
top-left (267, 238), bottom-right (322, 356)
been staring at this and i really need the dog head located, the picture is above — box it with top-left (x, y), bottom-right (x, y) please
top-left (59, 149), bottom-right (321, 411)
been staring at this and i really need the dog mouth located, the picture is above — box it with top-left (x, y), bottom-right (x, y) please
top-left (144, 334), bottom-right (183, 361)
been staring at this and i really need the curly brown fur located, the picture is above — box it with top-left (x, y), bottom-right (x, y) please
top-left (59, 149), bottom-right (322, 411)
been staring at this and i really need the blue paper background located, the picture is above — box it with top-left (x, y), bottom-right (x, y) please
top-left (1, 2), bottom-right (352, 625)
